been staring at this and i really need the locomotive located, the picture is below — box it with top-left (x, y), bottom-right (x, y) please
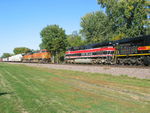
top-left (65, 35), bottom-right (150, 66)
top-left (22, 49), bottom-right (51, 63)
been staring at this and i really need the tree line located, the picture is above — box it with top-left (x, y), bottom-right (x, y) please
top-left (40, 0), bottom-right (149, 63)
top-left (1, 47), bottom-right (31, 58)
top-left (1, 0), bottom-right (149, 63)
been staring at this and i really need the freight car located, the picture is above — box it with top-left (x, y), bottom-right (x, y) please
top-left (65, 35), bottom-right (150, 66)
top-left (2, 57), bottom-right (9, 62)
top-left (0, 58), bottom-right (3, 62)
top-left (9, 54), bottom-right (23, 62)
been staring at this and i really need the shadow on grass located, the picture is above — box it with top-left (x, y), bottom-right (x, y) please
top-left (0, 92), bottom-right (13, 96)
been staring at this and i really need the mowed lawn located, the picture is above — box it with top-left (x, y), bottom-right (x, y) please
top-left (0, 63), bottom-right (150, 113)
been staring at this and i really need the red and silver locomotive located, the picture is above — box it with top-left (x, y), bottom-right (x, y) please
top-left (65, 35), bottom-right (150, 66)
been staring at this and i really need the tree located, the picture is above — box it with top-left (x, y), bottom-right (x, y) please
top-left (80, 11), bottom-right (113, 43)
top-left (13, 47), bottom-right (31, 54)
top-left (40, 25), bottom-right (67, 63)
top-left (146, 27), bottom-right (150, 35)
top-left (97, 0), bottom-right (148, 38)
top-left (1, 53), bottom-right (12, 58)
top-left (67, 31), bottom-right (85, 47)
top-left (39, 43), bottom-right (45, 49)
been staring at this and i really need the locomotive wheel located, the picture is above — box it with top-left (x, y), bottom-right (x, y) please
top-left (143, 56), bottom-right (150, 66)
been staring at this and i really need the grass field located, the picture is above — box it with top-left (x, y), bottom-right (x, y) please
top-left (0, 63), bottom-right (150, 113)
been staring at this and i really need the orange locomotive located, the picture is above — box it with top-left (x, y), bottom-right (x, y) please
top-left (22, 49), bottom-right (51, 63)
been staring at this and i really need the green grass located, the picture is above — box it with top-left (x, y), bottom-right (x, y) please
top-left (0, 63), bottom-right (150, 113)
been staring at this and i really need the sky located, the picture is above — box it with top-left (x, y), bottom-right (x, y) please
top-left (0, 0), bottom-right (103, 56)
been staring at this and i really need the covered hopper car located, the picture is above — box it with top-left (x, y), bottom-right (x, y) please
top-left (8, 54), bottom-right (23, 62)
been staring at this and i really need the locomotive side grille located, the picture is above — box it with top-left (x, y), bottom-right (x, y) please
top-left (118, 46), bottom-right (137, 55)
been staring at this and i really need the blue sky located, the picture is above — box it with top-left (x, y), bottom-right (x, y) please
top-left (0, 0), bottom-right (102, 56)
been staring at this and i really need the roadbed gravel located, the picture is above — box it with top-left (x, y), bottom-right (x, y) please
top-left (7, 63), bottom-right (150, 79)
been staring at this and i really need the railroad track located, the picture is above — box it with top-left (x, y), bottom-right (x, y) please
top-left (52, 63), bottom-right (150, 69)
top-left (4, 62), bottom-right (150, 69)
top-left (3, 62), bottom-right (150, 79)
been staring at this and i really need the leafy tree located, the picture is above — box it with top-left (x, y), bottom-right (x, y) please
top-left (146, 27), bottom-right (150, 35)
top-left (97, 0), bottom-right (148, 38)
top-left (80, 11), bottom-right (112, 43)
top-left (40, 25), bottom-right (67, 63)
top-left (1, 53), bottom-right (12, 58)
top-left (67, 32), bottom-right (85, 47)
top-left (111, 33), bottom-right (125, 41)
top-left (39, 43), bottom-right (45, 49)
top-left (13, 47), bottom-right (31, 54)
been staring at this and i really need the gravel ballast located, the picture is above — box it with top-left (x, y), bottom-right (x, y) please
top-left (10, 63), bottom-right (150, 79)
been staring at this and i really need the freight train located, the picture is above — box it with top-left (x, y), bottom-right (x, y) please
top-left (2, 35), bottom-right (150, 66)
top-left (2, 49), bottom-right (51, 63)
top-left (65, 35), bottom-right (150, 66)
